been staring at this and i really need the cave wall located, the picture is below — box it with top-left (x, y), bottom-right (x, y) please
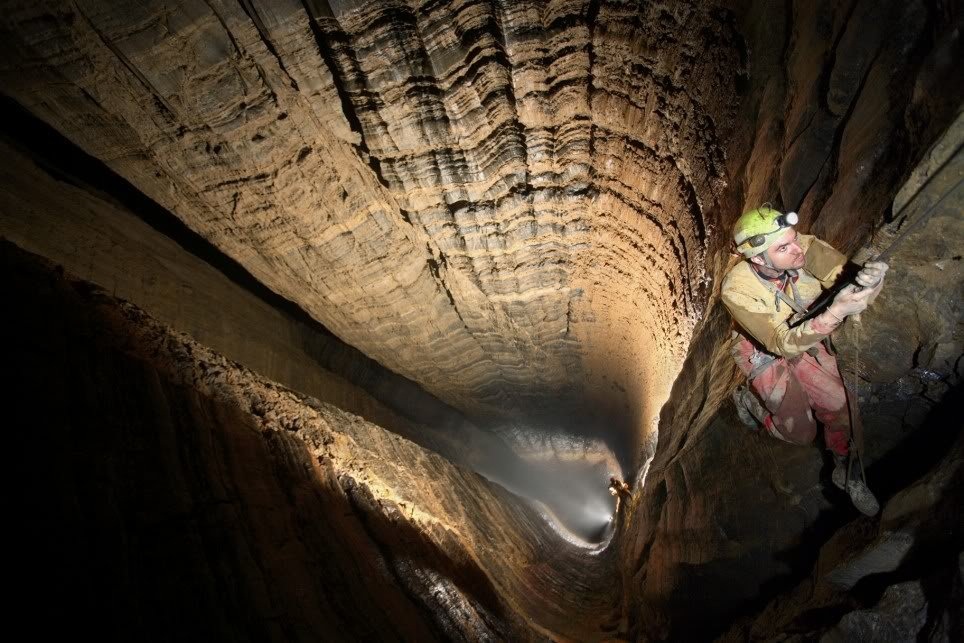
top-left (0, 100), bottom-right (628, 535)
top-left (720, 426), bottom-right (962, 641)
top-left (5, 241), bottom-right (622, 641)
top-left (0, 125), bottom-right (423, 446)
top-left (620, 1), bottom-right (963, 638)
top-left (0, 0), bottom-right (960, 639)
top-left (0, 99), bottom-right (551, 486)
top-left (0, 0), bottom-right (746, 456)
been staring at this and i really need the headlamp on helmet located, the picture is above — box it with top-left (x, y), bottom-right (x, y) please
top-left (732, 205), bottom-right (800, 258)
top-left (743, 211), bottom-right (798, 248)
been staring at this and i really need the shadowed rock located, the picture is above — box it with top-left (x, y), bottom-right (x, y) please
top-left (0, 0), bottom-right (961, 640)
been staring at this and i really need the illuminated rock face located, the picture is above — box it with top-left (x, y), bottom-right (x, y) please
top-left (1, 0), bottom-right (962, 640)
top-left (4, 242), bottom-right (618, 641)
top-left (0, 0), bottom-right (740, 458)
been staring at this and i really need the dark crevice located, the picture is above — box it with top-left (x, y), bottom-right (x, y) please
top-left (798, 45), bottom-right (887, 214)
top-left (864, 379), bottom-right (962, 501)
top-left (426, 256), bottom-right (459, 313)
top-left (564, 299), bottom-right (573, 338)
top-left (632, 478), bottom-right (666, 579)
top-left (0, 94), bottom-right (318, 331)
top-left (586, 0), bottom-right (601, 186)
top-left (817, 0), bottom-right (866, 113)
top-left (73, 4), bottom-right (178, 121)
top-left (238, 0), bottom-right (301, 91)
top-left (792, 2), bottom-right (886, 212)
top-left (492, 4), bottom-right (530, 195)
top-left (297, 2), bottom-right (391, 189)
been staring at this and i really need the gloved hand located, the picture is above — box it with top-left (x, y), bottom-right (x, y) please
top-left (854, 260), bottom-right (889, 289)
top-left (829, 261), bottom-right (887, 318)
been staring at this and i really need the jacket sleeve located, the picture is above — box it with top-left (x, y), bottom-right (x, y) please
top-left (799, 234), bottom-right (847, 288)
top-left (721, 285), bottom-right (833, 359)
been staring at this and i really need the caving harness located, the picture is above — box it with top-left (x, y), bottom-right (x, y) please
top-left (736, 259), bottom-right (873, 508)
top-left (747, 264), bottom-right (829, 367)
top-left (741, 170), bottom-right (964, 510)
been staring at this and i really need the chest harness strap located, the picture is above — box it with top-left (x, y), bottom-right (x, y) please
top-left (749, 267), bottom-right (831, 364)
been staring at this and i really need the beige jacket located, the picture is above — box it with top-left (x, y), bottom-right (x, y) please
top-left (721, 234), bottom-right (847, 359)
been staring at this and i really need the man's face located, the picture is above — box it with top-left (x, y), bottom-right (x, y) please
top-left (754, 227), bottom-right (805, 270)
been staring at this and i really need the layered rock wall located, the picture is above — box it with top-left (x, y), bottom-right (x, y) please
top-left (0, 0), bottom-right (743, 456)
top-left (5, 241), bottom-right (620, 641)
top-left (0, 99), bottom-right (523, 480)
top-left (0, 0), bottom-right (960, 639)
top-left (0, 125), bottom-right (420, 446)
top-left (0, 101), bottom-right (623, 540)
top-left (620, 2), bottom-right (963, 636)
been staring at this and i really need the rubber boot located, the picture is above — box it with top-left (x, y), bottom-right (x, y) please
top-left (832, 453), bottom-right (847, 490)
top-left (832, 448), bottom-right (879, 516)
top-left (732, 385), bottom-right (767, 431)
top-left (846, 470), bottom-right (880, 516)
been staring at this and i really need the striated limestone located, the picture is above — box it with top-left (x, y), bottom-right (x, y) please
top-left (0, 107), bottom-right (621, 541)
top-left (0, 0), bottom-right (961, 640)
top-left (6, 241), bottom-right (619, 641)
top-left (0, 0), bottom-right (742, 457)
top-left (0, 126), bottom-right (443, 449)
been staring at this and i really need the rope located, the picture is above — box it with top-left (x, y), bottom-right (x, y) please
top-left (846, 316), bottom-right (867, 485)
top-left (837, 175), bottom-right (963, 481)
top-left (806, 152), bottom-right (962, 487)
top-left (790, 174), bottom-right (964, 328)
top-left (874, 174), bottom-right (963, 264)
top-left (853, 316), bottom-right (860, 429)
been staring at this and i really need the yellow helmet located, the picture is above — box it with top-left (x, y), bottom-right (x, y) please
top-left (733, 205), bottom-right (799, 258)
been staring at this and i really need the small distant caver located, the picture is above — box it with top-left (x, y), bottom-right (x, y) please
top-left (608, 476), bottom-right (632, 514)
top-left (722, 205), bottom-right (888, 516)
